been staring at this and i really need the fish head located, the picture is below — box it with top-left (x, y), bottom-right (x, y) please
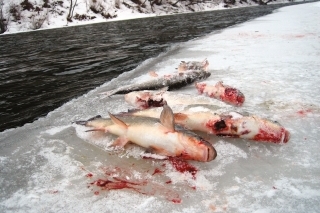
top-left (253, 117), bottom-right (290, 143)
top-left (75, 115), bottom-right (112, 131)
top-left (159, 104), bottom-right (217, 162)
top-left (224, 87), bottom-right (245, 106)
top-left (177, 126), bottom-right (217, 162)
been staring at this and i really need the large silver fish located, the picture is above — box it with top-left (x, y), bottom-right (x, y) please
top-left (75, 106), bottom-right (217, 162)
top-left (100, 67), bottom-right (210, 97)
top-left (124, 107), bottom-right (290, 144)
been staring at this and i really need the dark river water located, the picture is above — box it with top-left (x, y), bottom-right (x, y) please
top-left (0, 2), bottom-right (307, 132)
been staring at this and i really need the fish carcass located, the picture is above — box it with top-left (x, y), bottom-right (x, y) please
top-left (174, 111), bottom-right (290, 143)
top-left (100, 61), bottom-right (211, 97)
top-left (177, 59), bottom-right (209, 72)
top-left (124, 88), bottom-right (225, 109)
top-left (195, 81), bottom-right (245, 106)
top-left (125, 107), bottom-right (290, 143)
top-left (75, 105), bottom-right (217, 162)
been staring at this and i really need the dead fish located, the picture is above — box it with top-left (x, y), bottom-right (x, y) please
top-left (124, 88), bottom-right (223, 109)
top-left (100, 69), bottom-right (211, 97)
top-left (195, 81), bottom-right (245, 106)
top-left (124, 108), bottom-right (290, 143)
top-left (75, 106), bottom-right (217, 162)
top-left (177, 59), bottom-right (209, 72)
top-left (174, 111), bottom-right (290, 143)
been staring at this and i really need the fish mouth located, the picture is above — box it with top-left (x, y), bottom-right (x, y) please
top-left (74, 120), bottom-right (88, 126)
top-left (283, 129), bottom-right (290, 143)
top-left (207, 146), bottom-right (217, 161)
top-left (199, 138), bottom-right (217, 161)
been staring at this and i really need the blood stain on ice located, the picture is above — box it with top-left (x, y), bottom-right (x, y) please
top-left (152, 168), bottom-right (163, 175)
top-left (167, 157), bottom-right (198, 179)
top-left (86, 166), bottom-right (181, 203)
top-left (297, 109), bottom-right (312, 116)
top-left (86, 173), bottom-right (93, 178)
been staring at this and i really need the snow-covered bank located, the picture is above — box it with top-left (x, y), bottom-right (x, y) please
top-left (1, 1), bottom-right (320, 213)
top-left (1, 0), bottom-right (295, 34)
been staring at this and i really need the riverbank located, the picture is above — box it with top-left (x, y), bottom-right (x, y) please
top-left (1, 0), bottom-right (295, 34)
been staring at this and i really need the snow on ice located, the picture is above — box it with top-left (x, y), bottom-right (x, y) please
top-left (0, 1), bottom-right (320, 213)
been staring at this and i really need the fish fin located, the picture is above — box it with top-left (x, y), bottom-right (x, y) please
top-left (110, 136), bottom-right (129, 148)
top-left (202, 58), bottom-right (207, 64)
top-left (85, 129), bottom-right (103, 132)
top-left (202, 58), bottom-right (209, 71)
top-left (74, 115), bottom-right (102, 125)
top-left (108, 112), bottom-right (128, 129)
top-left (160, 103), bottom-right (175, 132)
top-left (146, 146), bottom-right (171, 156)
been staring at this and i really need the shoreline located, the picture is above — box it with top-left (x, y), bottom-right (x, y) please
top-left (0, 0), bottom-right (304, 35)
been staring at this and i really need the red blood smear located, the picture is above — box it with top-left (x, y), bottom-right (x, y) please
top-left (253, 128), bottom-right (289, 143)
top-left (171, 198), bottom-right (182, 204)
top-left (152, 168), bottom-right (163, 175)
top-left (87, 167), bottom-right (181, 203)
top-left (195, 83), bottom-right (206, 94)
top-left (240, 130), bottom-right (251, 135)
top-left (205, 119), bottom-right (228, 134)
top-left (222, 88), bottom-right (245, 106)
top-left (168, 157), bottom-right (198, 179)
top-left (297, 109), bottom-right (312, 116)
top-left (147, 98), bottom-right (165, 108)
top-left (86, 173), bottom-right (93, 178)
top-left (92, 178), bottom-right (143, 190)
top-left (138, 97), bottom-right (165, 109)
top-left (166, 180), bottom-right (172, 184)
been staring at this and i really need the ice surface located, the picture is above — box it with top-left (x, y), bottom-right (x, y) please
top-left (1, 2), bottom-right (320, 212)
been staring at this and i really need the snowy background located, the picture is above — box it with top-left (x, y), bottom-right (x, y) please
top-left (1, 1), bottom-right (320, 213)
top-left (1, 0), bottom-right (293, 34)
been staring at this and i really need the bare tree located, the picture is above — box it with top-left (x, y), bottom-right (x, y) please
top-left (31, 10), bottom-right (48, 30)
top-left (67, 0), bottom-right (78, 22)
top-left (0, 0), bottom-right (8, 33)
